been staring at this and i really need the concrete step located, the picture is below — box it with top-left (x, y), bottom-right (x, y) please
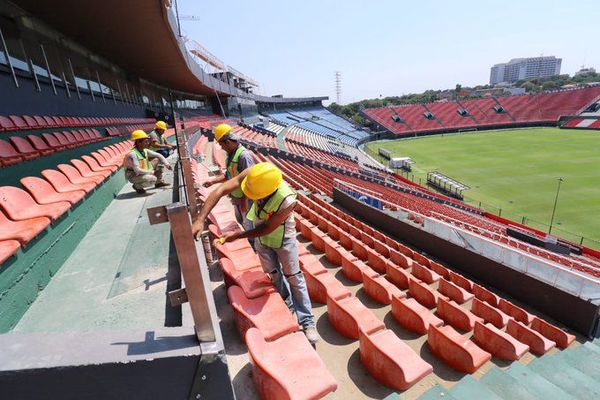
top-left (416, 384), bottom-right (458, 400)
top-left (449, 375), bottom-right (503, 400)
top-left (556, 346), bottom-right (600, 381)
top-left (528, 354), bottom-right (600, 399)
top-left (479, 367), bottom-right (544, 400)
top-left (505, 362), bottom-right (576, 400)
top-left (583, 341), bottom-right (600, 356)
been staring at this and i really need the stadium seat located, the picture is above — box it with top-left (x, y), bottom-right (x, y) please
top-left (26, 135), bottom-right (55, 156)
top-left (472, 284), bottom-right (500, 307)
top-left (70, 159), bottom-right (112, 180)
top-left (471, 298), bottom-right (510, 329)
top-left (473, 321), bottom-right (529, 361)
top-left (245, 328), bottom-right (338, 400)
top-left (20, 176), bottom-right (86, 206)
top-left (0, 115), bottom-right (16, 131)
top-left (57, 164), bottom-right (104, 185)
top-left (0, 240), bottom-right (20, 264)
top-left (391, 296), bottom-right (443, 334)
top-left (326, 293), bottom-right (384, 340)
top-left (8, 136), bottom-right (40, 160)
top-left (506, 319), bottom-right (555, 355)
top-left (304, 269), bottom-right (351, 305)
top-left (449, 271), bottom-right (474, 292)
top-left (340, 256), bottom-right (371, 283)
top-left (0, 186), bottom-right (70, 222)
top-left (427, 324), bottom-right (491, 373)
top-left (498, 299), bottom-right (533, 325)
top-left (219, 257), bottom-right (275, 299)
top-left (0, 139), bottom-right (23, 166)
top-left (359, 328), bottom-right (433, 390)
top-left (362, 271), bottom-right (405, 305)
top-left (81, 155), bottom-right (117, 173)
top-left (409, 278), bottom-right (448, 308)
top-left (436, 298), bottom-right (483, 332)
top-left (386, 262), bottom-right (411, 289)
top-left (411, 262), bottom-right (441, 284)
top-left (227, 285), bottom-right (299, 342)
top-left (429, 261), bottom-right (450, 279)
top-left (41, 169), bottom-right (96, 194)
top-left (530, 317), bottom-right (575, 349)
top-left (0, 209), bottom-right (50, 245)
top-left (438, 277), bottom-right (474, 304)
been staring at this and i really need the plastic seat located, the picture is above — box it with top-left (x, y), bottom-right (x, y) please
top-left (471, 298), bottom-right (510, 329)
top-left (8, 136), bottom-right (39, 160)
top-left (0, 139), bottom-right (23, 166)
top-left (20, 176), bottom-right (85, 206)
top-left (58, 164), bottom-right (103, 185)
top-left (304, 269), bottom-right (351, 305)
top-left (437, 298), bottom-right (483, 332)
top-left (41, 169), bottom-right (96, 194)
top-left (0, 186), bottom-right (69, 222)
top-left (0, 115), bottom-right (17, 131)
top-left (9, 115), bottom-right (28, 130)
top-left (0, 239), bottom-right (20, 263)
top-left (91, 151), bottom-right (120, 168)
top-left (392, 296), bottom-right (443, 334)
top-left (498, 299), bottom-right (533, 325)
top-left (70, 159), bottom-right (111, 180)
top-left (362, 271), bottom-right (405, 305)
top-left (220, 258), bottom-right (275, 299)
top-left (386, 262), bottom-right (411, 289)
top-left (228, 285), bottom-right (299, 342)
top-left (340, 255), bottom-right (370, 283)
top-left (26, 135), bottom-right (55, 156)
top-left (427, 324), bottom-right (492, 373)
top-left (63, 131), bottom-right (80, 147)
top-left (438, 277), bottom-right (474, 304)
top-left (0, 209), bottom-right (50, 245)
top-left (323, 237), bottom-right (343, 265)
top-left (81, 154), bottom-right (117, 174)
top-left (246, 328), bottom-right (338, 400)
top-left (472, 284), bottom-right (500, 307)
top-left (411, 262), bottom-right (441, 284)
top-left (55, 132), bottom-right (76, 148)
top-left (506, 319), bottom-right (555, 355)
top-left (429, 261), bottom-right (450, 279)
top-left (389, 248), bottom-right (413, 269)
top-left (409, 278), bottom-right (448, 309)
top-left (359, 328), bottom-right (433, 390)
top-left (23, 115), bottom-right (39, 129)
top-left (473, 321), bottom-right (529, 361)
top-left (42, 133), bottom-right (67, 151)
top-left (530, 317), bottom-right (575, 349)
top-left (326, 293), bottom-right (384, 340)
top-left (448, 271), bottom-right (474, 292)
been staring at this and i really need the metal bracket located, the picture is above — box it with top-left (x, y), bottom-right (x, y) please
top-left (168, 288), bottom-right (189, 306)
top-left (147, 206), bottom-right (169, 225)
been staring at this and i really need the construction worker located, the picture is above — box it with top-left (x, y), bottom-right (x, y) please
top-left (149, 120), bottom-right (175, 158)
top-left (191, 162), bottom-right (318, 344)
top-left (123, 130), bottom-right (172, 194)
top-left (203, 123), bottom-right (255, 240)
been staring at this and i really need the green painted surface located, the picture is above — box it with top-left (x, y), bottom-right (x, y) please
top-left (528, 354), bottom-right (600, 399)
top-left (555, 346), bottom-right (600, 381)
top-left (449, 375), bottom-right (503, 400)
top-left (366, 128), bottom-right (600, 248)
top-left (0, 171), bottom-right (127, 332)
top-left (505, 362), bottom-right (576, 400)
top-left (415, 384), bottom-right (457, 400)
top-left (479, 367), bottom-right (544, 400)
top-left (13, 169), bottom-right (174, 333)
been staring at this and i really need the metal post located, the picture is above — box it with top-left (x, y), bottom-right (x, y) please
top-left (0, 27), bottom-right (19, 88)
top-left (67, 58), bottom-right (81, 99)
top-left (116, 80), bottom-right (124, 103)
top-left (61, 71), bottom-right (71, 97)
top-left (95, 70), bottom-right (106, 103)
top-left (87, 80), bottom-right (95, 102)
top-left (548, 177), bottom-right (563, 234)
top-left (39, 44), bottom-right (57, 95)
top-left (27, 58), bottom-right (41, 92)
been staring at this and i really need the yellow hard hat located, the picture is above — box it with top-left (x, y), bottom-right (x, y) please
top-left (241, 162), bottom-right (283, 200)
top-left (214, 123), bottom-right (233, 142)
top-left (131, 130), bottom-right (149, 141)
top-left (155, 121), bottom-right (167, 130)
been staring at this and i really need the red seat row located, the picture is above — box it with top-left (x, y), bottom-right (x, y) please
top-left (0, 114), bottom-right (154, 132)
top-left (0, 141), bottom-right (131, 265)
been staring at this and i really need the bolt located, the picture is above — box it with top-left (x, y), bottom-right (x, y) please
top-left (202, 375), bottom-right (206, 381)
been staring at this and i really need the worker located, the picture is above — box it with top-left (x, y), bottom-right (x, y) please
top-left (203, 123), bottom-right (255, 241)
top-left (123, 130), bottom-right (172, 194)
top-left (191, 163), bottom-right (318, 344)
top-left (149, 120), bottom-right (175, 158)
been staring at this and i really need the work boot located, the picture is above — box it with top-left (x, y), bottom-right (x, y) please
top-left (154, 181), bottom-right (170, 189)
top-left (303, 326), bottom-right (319, 344)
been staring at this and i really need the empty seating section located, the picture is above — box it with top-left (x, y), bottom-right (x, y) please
top-left (0, 140), bottom-right (132, 264)
top-left (1, 114), bottom-right (156, 167)
top-left (363, 86), bottom-right (600, 136)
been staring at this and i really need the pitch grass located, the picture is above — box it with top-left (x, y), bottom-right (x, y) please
top-left (366, 128), bottom-right (600, 248)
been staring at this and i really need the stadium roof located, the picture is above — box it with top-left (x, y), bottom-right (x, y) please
top-left (11, 0), bottom-right (326, 104)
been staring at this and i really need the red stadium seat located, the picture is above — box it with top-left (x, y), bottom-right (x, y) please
top-left (0, 186), bottom-right (70, 222)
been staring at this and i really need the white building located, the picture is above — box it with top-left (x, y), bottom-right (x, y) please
top-left (490, 56), bottom-right (562, 85)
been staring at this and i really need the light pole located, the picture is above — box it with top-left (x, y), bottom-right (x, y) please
top-left (548, 177), bottom-right (564, 234)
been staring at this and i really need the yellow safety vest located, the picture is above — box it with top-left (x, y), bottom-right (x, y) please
top-left (130, 148), bottom-right (153, 172)
top-left (247, 182), bottom-right (296, 249)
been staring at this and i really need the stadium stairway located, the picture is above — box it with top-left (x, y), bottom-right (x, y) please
top-left (397, 338), bottom-right (600, 400)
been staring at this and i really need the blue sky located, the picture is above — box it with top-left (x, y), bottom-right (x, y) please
top-left (178, 0), bottom-right (599, 104)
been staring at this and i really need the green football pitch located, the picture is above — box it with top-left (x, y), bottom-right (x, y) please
top-left (366, 128), bottom-right (600, 248)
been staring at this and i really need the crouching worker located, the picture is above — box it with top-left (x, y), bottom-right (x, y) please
top-left (191, 162), bottom-right (319, 344)
top-left (149, 120), bottom-right (175, 158)
top-left (124, 130), bottom-right (172, 194)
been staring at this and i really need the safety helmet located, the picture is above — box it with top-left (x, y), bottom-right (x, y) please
top-left (241, 162), bottom-right (283, 200)
top-left (130, 130), bottom-right (149, 141)
top-left (155, 121), bottom-right (167, 130)
top-left (214, 123), bottom-right (233, 142)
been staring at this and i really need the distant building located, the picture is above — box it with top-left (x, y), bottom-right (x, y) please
top-left (575, 67), bottom-right (596, 76)
top-left (490, 56), bottom-right (562, 85)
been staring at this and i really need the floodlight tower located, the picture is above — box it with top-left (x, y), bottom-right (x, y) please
top-left (334, 71), bottom-right (342, 104)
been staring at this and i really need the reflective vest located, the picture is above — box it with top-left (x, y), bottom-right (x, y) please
top-left (246, 182), bottom-right (296, 249)
top-left (226, 145), bottom-right (247, 199)
top-left (149, 130), bottom-right (167, 151)
top-left (130, 148), bottom-right (153, 172)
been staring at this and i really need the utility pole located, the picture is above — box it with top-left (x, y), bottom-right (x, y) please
top-left (334, 71), bottom-right (342, 104)
top-left (548, 177), bottom-right (564, 234)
